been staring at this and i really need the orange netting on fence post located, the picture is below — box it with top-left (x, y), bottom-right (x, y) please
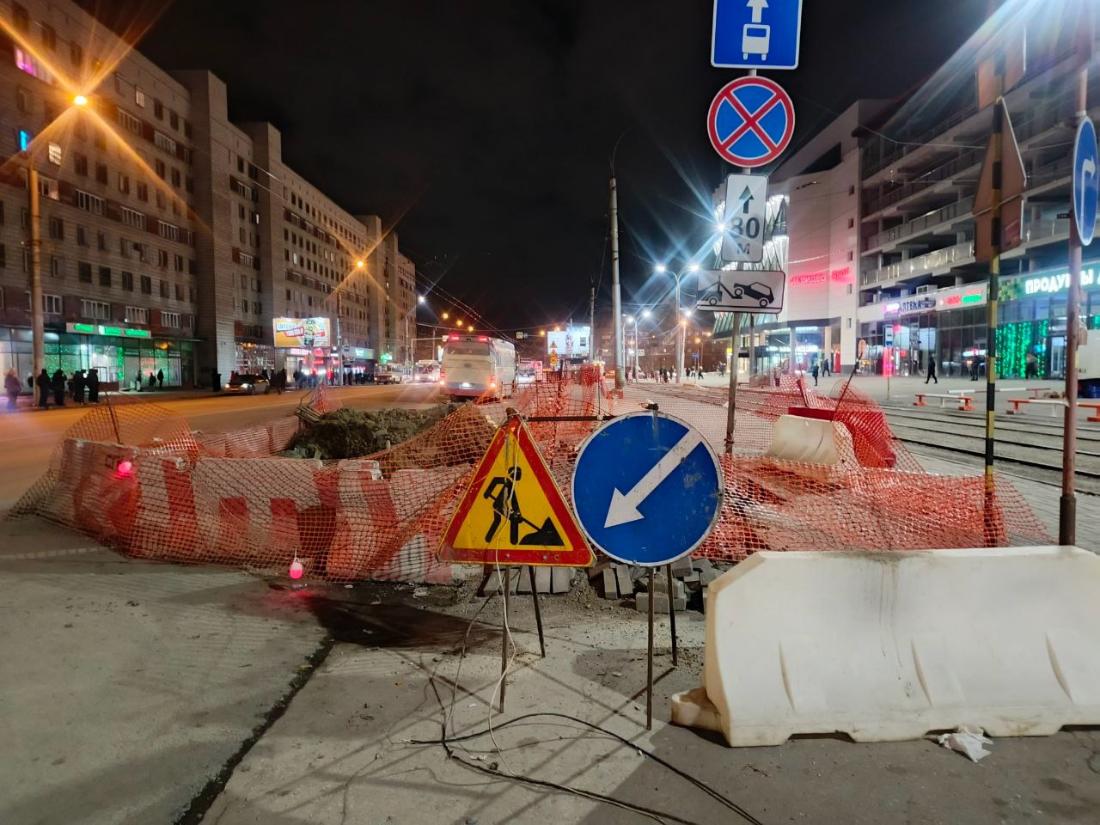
top-left (10, 368), bottom-right (1051, 583)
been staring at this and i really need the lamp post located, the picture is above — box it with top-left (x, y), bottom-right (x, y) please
top-left (624, 315), bottom-right (638, 380)
top-left (655, 263), bottom-right (699, 383)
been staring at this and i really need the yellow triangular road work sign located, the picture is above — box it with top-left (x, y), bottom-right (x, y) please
top-left (439, 417), bottom-right (594, 567)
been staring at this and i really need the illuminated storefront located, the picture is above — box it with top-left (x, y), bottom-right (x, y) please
top-left (857, 263), bottom-right (1100, 378)
top-left (0, 322), bottom-right (194, 389)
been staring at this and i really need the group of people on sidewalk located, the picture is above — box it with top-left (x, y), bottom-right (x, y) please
top-left (5, 367), bottom-right (105, 411)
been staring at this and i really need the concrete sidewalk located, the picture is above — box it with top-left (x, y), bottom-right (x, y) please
top-left (0, 517), bottom-right (326, 825)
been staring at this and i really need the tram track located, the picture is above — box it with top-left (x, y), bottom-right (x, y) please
top-left (882, 405), bottom-right (1100, 495)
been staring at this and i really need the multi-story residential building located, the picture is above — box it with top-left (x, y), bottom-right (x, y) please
top-left (0, 0), bottom-right (414, 388)
top-left (856, 0), bottom-right (1096, 379)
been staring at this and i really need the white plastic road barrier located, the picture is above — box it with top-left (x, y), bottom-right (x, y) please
top-left (671, 547), bottom-right (1100, 746)
top-left (764, 414), bottom-right (840, 464)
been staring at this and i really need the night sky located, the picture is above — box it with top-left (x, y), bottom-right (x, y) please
top-left (88, 0), bottom-right (989, 332)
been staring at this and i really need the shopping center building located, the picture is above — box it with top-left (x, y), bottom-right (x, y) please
top-left (0, 0), bottom-right (414, 388)
top-left (855, 0), bottom-right (1098, 379)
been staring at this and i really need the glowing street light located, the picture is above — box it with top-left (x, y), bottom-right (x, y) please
top-left (642, 309), bottom-right (652, 318)
top-left (539, 330), bottom-right (546, 337)
top-left (417, 295), bottom-right (426, 305)
top-left (72, 94), bottom-right (88, 107)
top-left (442, 311), bottom-right (449, 320)
top-left (656, 262), bottom-right (703, 383)
top-left (456, 320), bottom-right (464, 327)
top-left (356, 259), bottom-right (365, 269)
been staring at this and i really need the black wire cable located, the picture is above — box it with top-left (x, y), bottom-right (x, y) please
top-left (410, 711), bottom-right (766, 825)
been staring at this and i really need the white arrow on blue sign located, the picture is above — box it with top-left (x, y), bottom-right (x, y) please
top-left (712, 0), bottom-right (803, 70)
top-left (571, 411), bottom-right (723, 567)
top-left (1073, 117), bottom-right (1098, 247)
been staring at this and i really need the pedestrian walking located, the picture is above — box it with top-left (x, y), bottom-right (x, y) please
top-left (275, 367), bottom-right (287, 394)
top-left (51, 369), bottom-right (66, 407)
top-left (73, 370), bottom-right (86, 404)
top-left (157, 368), bottom-right (164, 389)
top-left (148, 371), bottom-right (156, 390)
top-left (1025, 351), bottom-right (1038, 380)
top-left (87, 368), bottom-right (100, 403)
top-left (925, 357), bottom-right (938, 385)
top-left (811, 362), bottom-right (819, 387)
top-left (5, 368), bottom-right (21, 410)
top-left (36, 368), bottom-right (51, 409)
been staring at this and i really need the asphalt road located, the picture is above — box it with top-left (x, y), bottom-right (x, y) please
top-left (0, 383), bottom-right (441, 511)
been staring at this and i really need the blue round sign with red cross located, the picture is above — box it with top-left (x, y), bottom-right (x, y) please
top-left (707, 76), bottom-right (796, 168)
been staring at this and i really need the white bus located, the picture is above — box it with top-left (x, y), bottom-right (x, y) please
top-left (413, 359), bottom-right (441, 383)
top-left (440, 335), bottom-right (517, 400)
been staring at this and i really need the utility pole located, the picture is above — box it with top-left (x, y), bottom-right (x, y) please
top-left (675, 274), bottom-right (685, 383)
top-left (589, 281), bottom-right (596, 365)
top-left (610, 174), bottom-right (624, 389)
top-left (28, 166), bottom-right (43, 380)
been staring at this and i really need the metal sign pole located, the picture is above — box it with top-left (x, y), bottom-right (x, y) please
top-left (665, 563), bottom-right (678, 666)
top-left (499, 566), bottom-right (510, 712)
top-left (646, 566), bottom-right (655, 730)
top-left (528, 566), bottom-right (546, 657)
top-left (983, 95), bottom-right (1005, 544)
top-left (724, 312), bottom-right (744, 454)
top-left (1062, 34), bottom-right (1092, 545)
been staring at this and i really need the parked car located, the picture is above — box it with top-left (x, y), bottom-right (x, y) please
top-left (373, 367), bottom-right (402, 385)
top-left (223, 373), bottom-right (270, 395)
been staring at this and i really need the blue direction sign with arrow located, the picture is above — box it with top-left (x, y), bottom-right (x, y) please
top-left (571, 411), bottom-right (723, 567)
top-left (712, 0), bottom-right (803, 70)
top-left (1074, 117), bottom-right (1098, 247)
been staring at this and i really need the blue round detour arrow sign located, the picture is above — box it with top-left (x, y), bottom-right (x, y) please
top-left (571, 411), bottom-right (723, 567)
top-left (1073, 117), bottom-right (1098, 247)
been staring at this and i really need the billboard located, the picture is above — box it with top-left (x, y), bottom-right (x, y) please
top-left (546, 325), bottom-right (590, 359)
top-left (273, 317), bottom-right (331, 348)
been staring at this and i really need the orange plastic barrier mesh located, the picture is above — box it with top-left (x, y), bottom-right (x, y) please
top-left (11, 370), bottom-right (1051, 582)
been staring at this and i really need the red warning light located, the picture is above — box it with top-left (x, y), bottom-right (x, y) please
top-left (116, 459), bottom-right (134, 478)
top-left (289, 559), bottom-right (304, 580)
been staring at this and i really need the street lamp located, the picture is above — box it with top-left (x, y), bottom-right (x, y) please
top-left (655, 262), bottom-right (700, 383)
top-left (624, 314), bottom-right (639, 380)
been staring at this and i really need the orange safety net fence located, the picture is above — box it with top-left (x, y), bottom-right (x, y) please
top-left (10, 367), bottom-right (1050, 582)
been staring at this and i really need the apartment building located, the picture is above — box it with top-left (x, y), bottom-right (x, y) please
top-left (0, 0), bottom-right (414, 387)
top-left (856, 0), bottom-right (1097, 379)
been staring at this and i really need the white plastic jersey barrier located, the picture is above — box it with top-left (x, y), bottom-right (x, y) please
top-left (671, 547), bottom-right (1100, 746)
top-left (764, 414), bottom-right (840, 465)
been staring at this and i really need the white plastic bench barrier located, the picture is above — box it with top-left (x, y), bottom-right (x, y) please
top-left (670, 547), bottom-right (1100, 746)
top-left (764, 414), bottom-right (840, 465)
